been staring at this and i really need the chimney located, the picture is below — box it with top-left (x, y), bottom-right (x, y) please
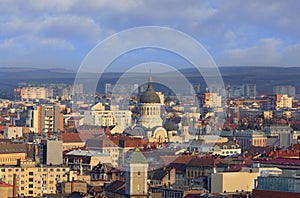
top-left (13, 174), bottom-right (17, 198)
top-left (71, 181), bottom-right (74, 193)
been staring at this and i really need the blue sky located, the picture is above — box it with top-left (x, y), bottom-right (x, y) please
top-left (0, 0), bottom-right (300, 70)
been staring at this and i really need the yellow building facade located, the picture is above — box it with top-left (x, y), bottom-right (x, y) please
top-left (0, 160), bottom-right (77, 197)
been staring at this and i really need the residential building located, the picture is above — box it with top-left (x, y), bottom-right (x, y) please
top-left (0, 143), bottom-right (27, 165)
top-left (61, 133), bottom-right (85, 151)
top-left (149, 167), bottom-right (176, 187)
top-left (211, 142), bottom-right (242, 156)
top-left (275, 94), bottom-right (293, 110)
top-left (64, 149), bottom-right (112, 175)
top-left (4, 127), bottom-right (23, 139)
top-left (211, 165), bottom-right (281, 194)
top-left (20, 86), bottom-right (53, 100)
top-left (0, 182), bottom-right (14, 198)
top-left (204, 92), bottom-right (222, 108)
top-left (273, 85), bottom-right (296, 97)
top-left (253, 170), bottom-right (300, 197)
top-left (61, 180), bottom-right (88, 194)
top-left (0, 159), bottom-right (77, 197)
top-left (27, 104), bottom-right (64, 133)
top-left (39, 139), bottom-right (63, 165)
top-left (243, 84), bottom-right (256, 98)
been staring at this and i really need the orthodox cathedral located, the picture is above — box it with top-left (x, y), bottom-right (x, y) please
top-left (127, 75), bottom-right (188, 143)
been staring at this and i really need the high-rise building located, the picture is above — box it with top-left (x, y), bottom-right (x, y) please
top-left (31, 104), bottom-right (64, 133)
top-left (273, 85), bottom-right (296, 97)
top-left (105, 83), bottom-right (113, 94)
top-left (243, 84), bottom-right (256, 98)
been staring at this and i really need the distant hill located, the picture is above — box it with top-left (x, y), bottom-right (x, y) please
top-left (0, 66), bottom-right (299, 96)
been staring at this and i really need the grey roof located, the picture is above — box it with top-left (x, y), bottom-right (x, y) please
top-left (127, 126), bottom-right (146, 137)
top-left (127, 148), bottom-right (148, 164)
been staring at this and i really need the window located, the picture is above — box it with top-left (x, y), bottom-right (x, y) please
top-left (137, 171), bottom-right (140, 176)
top-left (29, 184), bottom-right (33, 188)
top-left (29, 178), bottom-right (34, 182)
top-left (29, 190), bottom-right (33, 194)
top-left (29, 172), bottom-right (34, 176)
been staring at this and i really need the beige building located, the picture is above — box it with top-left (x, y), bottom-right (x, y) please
top-left (4, 127), bottom-right (23, 139)
top-left (61, 133), bottom-right (85, 151)
top-left (204, 92), bottom-right (222, 108)
top-left (211, 165), bottom-right (282, 194)
top-left (0, 143), bottom-right (27, 166)
top-left (275, 94), bottom-right (293, 110)
top-left (61, 180), bottom-right (87, 194)
top-left (211, 142), bottom-right (241, 156)
top-left (84, 103), bottom-right (132, 131)
top-left (0, 160), bottom-right (77, 197)
top-left (0, 182), bottom-right (14, 198)
top-left (235, 130), bottom-right (267, 150)
top-left (64, 149), bottom-right (113, 174)
top-left (20, 87), bottom-right (53, 100)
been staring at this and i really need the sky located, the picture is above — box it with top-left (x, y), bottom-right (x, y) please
top-left (0, 0), bottom-right (300, 70)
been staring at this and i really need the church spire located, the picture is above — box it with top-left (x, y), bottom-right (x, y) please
top-left (148, 70), bottom-right (153, 90)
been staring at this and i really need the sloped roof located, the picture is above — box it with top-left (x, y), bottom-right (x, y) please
top-left (128, 147), bottom-right (148, 164)
top-left (187, 157), bottom-right (215, 167)
top-left (0, 143), bottom-right (26, 154)
top-left (62, 133), bottom-right (83, 143)
top-left (104, 180), bottom-right (125, 192)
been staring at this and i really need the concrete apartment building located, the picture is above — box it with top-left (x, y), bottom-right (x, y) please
top-left (275, 94), bottom-right (293, 110)
top-left (39, 139), bottom-right (63, 165)
top-left (273, 85), bottom-right (296, 97)
top-left (26, 104), bottom-right (64, 133)
top-left (20, 87), bottom-right (53, 100)
top-left (0, 160), bottom-right (77, 197)
top-left (211, 165), bottom-right (282, 194)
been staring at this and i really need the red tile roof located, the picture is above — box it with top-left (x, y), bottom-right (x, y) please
top-left (259, 158), bottom-right (300, 166)
top-left (62, 133), bottom-right (83, 143)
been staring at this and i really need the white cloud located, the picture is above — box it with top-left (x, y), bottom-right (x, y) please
top-left (38, 15), bottom-right (102, 43)
top-left (1, 1), bottom-right (300, 68)
top-left (222, 38), bottom-right (283, 66)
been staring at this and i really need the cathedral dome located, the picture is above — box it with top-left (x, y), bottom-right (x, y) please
top-left (140, 88), bottom-right (160, 103)
top-left (140, 75), bottom-right (160, 104)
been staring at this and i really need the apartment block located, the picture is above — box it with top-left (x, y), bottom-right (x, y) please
top-left (0, 160), bottom-right (76, 197)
